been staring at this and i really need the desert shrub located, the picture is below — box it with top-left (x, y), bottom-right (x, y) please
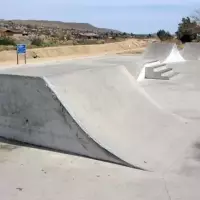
top-left (42, 41), bottom-right (57, 47)
top-left (0, 37), bottom-right (16, 46)
top-left (64, 40), bottom-right (74, 45)
top-left (157, 30), bottom-right (173, 41)
top-left (96, 40), bottom-right (105, 44)
top-left (72, 40), bottom-right (78, 45)
top-left (77, 39), bottom-right (98, 45)
top-left (0, 45), bottom-right (15, 51)
top-left (31, 37), bottom-right (44, 46)
top-left (65, 34), bottom-right (72, 40)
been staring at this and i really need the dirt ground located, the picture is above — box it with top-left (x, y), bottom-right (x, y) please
top-left (0, 39), bottom-right (148, 66)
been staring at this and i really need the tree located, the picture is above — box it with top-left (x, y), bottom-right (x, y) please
top-left (122, 32), bottom-right (128, 38)
top-left (157, 30), bottom-right (172, 41)
top-left (176, 17), bottom-right (197, 43)
top-left (191, 9), bottom-right (200, 25)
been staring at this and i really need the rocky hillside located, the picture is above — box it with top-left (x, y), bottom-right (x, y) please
top-left (0, 19), bottom-right (120, 33)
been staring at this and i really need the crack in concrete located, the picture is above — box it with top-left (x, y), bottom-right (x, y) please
top-left (162, 176), bottom-right (172, 200)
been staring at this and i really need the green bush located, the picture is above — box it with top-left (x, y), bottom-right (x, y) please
top-left (42, 41), bottom-right (57, 47)
top-left (157, 30), bottom-right (173, 41)
top-left (31, 37), bottom-right (44, 46)
top-left (77, 39), bottom-right (99, 45)
top-left (0, 37), bottom-right (16, 46)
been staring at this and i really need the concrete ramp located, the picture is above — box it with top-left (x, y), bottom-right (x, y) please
top-left (0, 74), bottom-right (127, 167)
top-left (46, 66), bottom-right (194, 172)
top-left (0, 66), bottom-right (196, 172)
top-left (181, 42), bottom-right (200, 60)
top-left (143, 42), bottom-right (184, 63)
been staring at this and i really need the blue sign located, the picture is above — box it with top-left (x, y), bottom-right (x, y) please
top-left (17, 44), bottom-right (26, 54)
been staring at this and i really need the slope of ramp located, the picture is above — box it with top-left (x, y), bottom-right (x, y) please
top-left (0, 74), bottom-right (129, 167)
top-left (47, 65), bottom-right (196, 172)
top-left (143, 42), bottom-right (184, 63)
top-left (181, 42), bottom-right (200, 60)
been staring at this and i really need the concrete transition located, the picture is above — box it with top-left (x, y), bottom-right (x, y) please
top-left (136, 42), bottom-right (184, 80)
top-left (181, 42), bottom-right (200, 60)
top-left (142, 42), bottom-right (184, 63)
top-left (0, 65), bottom-right (196, 172)
top-left (0, 74), bottom-right (128, 167)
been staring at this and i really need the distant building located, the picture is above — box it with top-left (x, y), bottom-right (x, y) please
top-left (77, 32), bottom-right (100, 39)
top-left (0, 28), bottom-right (24, 37)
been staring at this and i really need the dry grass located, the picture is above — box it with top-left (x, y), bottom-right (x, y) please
top-left (0, 39), bottom-right (149, 65)
top-left (117, 48), bottom-right (145, 55)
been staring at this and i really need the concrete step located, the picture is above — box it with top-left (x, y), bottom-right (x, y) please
top-left (159, 68), bottom-right (172, 75)
top-left (162, 71), bottom-right (179, 79)
top-left (145, 65), bottom-right (178, 80)
top-left (153, 64), bottom-right (167, 72)
top-left (144, 59), bottom-right (159, 64)
top-left (162, 70), bottom-right (174, 77)
top-left (144, 60), bottom-right (160, 67)
top-left (152, 63), bottom-right (166, 69)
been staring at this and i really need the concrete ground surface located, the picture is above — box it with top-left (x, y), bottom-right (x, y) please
top-left (0, 53), bottom-right (200, 200)
top-left (141, 61), bottom-right (200, 121)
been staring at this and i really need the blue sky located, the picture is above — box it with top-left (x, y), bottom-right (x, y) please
top-left (1, 0), bottom-right (200, 34)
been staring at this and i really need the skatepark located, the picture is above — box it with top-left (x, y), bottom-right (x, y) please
top-left (0, 42), bottom-right (200, 200)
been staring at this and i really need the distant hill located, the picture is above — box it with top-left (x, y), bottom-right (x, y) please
top-left (0, 19), bottom-right (121, 33)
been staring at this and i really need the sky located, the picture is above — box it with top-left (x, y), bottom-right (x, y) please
top-left (1, 0), bottom-right (200, 34)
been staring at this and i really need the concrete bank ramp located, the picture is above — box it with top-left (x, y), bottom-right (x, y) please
top-left (142, 42), bottom-right (184, 63)
top-left (181, 42), bottom-right (200, 60)
top-left (0, 74), bottom-right (126, 167)
top-left (0, 66), bottom-right (195, 172)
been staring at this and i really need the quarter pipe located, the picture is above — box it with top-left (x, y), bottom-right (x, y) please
top-left (0, 74), bottom-right (130, 167)
top-left (143, 42), bottom-right (184, 63)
